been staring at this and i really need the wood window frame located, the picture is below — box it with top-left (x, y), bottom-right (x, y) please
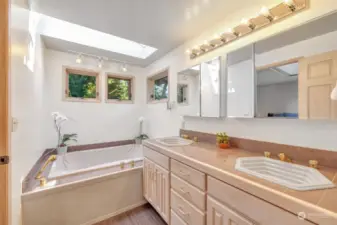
top-left (256, 57), bottom-right (302, 71)
top-left (147, 68), bottom-right (170, 104)
top-left (63, 66), bottom-right (101, 103)
top-left (105, 73), bottom-right (135, 104)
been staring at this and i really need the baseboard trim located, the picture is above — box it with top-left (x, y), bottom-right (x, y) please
top-left (82, 200), bottom-right (148, 225)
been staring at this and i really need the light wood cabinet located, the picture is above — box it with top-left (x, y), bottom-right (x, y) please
top-left (143, 157), bottom-right (169, 223)
top-left (207, 196), bottom-right (254, 225)
top-left (155, 163), bottom-right (170, 223)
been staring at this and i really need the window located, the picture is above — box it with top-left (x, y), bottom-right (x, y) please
top-left (147, 69), bottom-right (169, 103)
top-left (64, 68), bottom-right (100, 102)
top-left (177, 84), bottom-right (188, 104)
top-left (106, 74), bottom-right (134, 103)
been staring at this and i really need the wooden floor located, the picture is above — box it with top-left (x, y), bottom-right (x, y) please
top-left (94, 204), bottom-right (166, 225)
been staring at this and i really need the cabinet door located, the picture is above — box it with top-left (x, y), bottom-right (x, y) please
top-left (299, 51), bottom-right (337, 119)
top-left (143, 158), bottom-right (155, 204)
top-left (155, 164), bottom-right (170, 223)
top-left (207, 196), bottom-right (255, 225)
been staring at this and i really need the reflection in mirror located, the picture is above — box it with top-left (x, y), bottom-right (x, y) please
top-left (201, 58), bottom-right (220, 117)
top-left (227, 45), bottom-right (254, 118)
top-left (256, 61), bottom-right (298, 118)
top-left (255, 11), bottom-right (337, 120)
top-left (177, 65), bottom-right (200, 117)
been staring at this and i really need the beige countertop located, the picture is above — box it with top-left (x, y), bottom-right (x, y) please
top-left (144, 139), bottom-right (337, 225)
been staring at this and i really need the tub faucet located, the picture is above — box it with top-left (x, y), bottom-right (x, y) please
top-left (35, 155), bottom-right (57, 187)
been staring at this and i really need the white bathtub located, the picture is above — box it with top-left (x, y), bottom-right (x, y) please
top-left (49, 144), bottom-right (143, 181)
top-left (22, 144), bottom-right (146, 225)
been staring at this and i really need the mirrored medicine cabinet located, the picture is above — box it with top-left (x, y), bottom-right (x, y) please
top-left (177, 11), bottom-right (337, 120)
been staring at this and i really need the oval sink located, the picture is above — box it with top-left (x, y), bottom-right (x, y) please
top-left (235, 157), bottom-right (335, 191)
top-left (156, 137), bottom-right (193, 147)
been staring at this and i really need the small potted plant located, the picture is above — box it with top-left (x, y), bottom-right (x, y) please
top-left (135, 134), bottom-right (149, 145)
top-left (216, 132), bottom-right (230, 149)
top-left (57, 133), bottom-right (78, 155)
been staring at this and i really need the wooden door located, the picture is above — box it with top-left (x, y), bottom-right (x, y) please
top-left (0, 0), bottom-right (9, 225)
top-left (299, 51), bottom-right (337, 119)
top-left (207, 197), bottom-right (255, 225)
top-left (155, 164), bottom-right (170, 223)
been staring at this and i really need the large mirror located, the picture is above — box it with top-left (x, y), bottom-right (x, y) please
top-left (177, 65), bottom-right (201, 116)
top-left (200, 57), bottom-right (221, 117)
top-left (255, 11), bottom-right (337, 120)
top-left (226, 45), bottom-right (255, 118)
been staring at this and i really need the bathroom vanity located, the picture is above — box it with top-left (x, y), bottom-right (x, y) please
top-left (143, 138), bottom-right (337, 225)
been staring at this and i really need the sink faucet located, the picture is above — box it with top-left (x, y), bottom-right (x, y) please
top-left (278, 153), bottom-right (292, 163)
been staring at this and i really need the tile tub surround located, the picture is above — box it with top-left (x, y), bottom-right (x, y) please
top-left (22, 139), bottom-right (136, 193)
top-left (144, 139), bottom-right (337, 225)
top-left (180, 129), bottom-right (337, 169)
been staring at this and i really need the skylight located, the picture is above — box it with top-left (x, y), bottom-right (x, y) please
top-left (33, 12), bottom-right (157, 59)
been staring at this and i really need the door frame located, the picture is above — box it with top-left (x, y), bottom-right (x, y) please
top-left (0, 0), bottom-right (10, 225)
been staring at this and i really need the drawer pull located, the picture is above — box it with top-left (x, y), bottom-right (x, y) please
top-left (178, 206), bottom-right (190, 217)
top-left (179, 187), bottom-right (191, 197)
top-left (179, 170), bottom-right (190, 177)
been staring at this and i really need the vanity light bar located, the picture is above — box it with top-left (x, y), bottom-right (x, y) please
top-left (187, 0), bottom-right (307, 59)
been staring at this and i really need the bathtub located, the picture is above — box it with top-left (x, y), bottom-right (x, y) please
top-left (22, 144), bottom-right (146, 225)
top-left (49, 144), bottom-right (143, 182)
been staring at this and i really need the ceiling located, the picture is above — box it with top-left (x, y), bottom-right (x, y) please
top-left (30, 0), bottom-right (270, 67)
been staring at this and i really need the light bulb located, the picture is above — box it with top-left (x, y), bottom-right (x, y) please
top-left (203, 40), bottom-right (209, 45)
top-left (227, 28), bottom-right (234, 34)
top-left (260, 6), bottom-right (270, 16)
top-left (331, 81), bottom-right (337, 100)
top-left (241, 18), bottom-right (249, 25)
top-left (213, 33), bottom-right (221, 39)
top-left (121, 63), bottom-right (128, 72)
top-left (76, 55), bottom-right (82, 64)
top-left (186, 49), bottom-right (191, 54)
top-left (284, 0), bottom-right (294, 6)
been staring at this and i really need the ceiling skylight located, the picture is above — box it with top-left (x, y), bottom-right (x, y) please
top-left (33, 12), bottom-right (157, 59)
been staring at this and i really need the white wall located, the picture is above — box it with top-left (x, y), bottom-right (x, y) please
top-left (10, 5), bottom-right (48, 225)
top-left (144, 0), bottom-right (337, 151)
top-left (257, 81), bottom-right (298, 117)
top-left (43, 50), bottom-right (146, 147)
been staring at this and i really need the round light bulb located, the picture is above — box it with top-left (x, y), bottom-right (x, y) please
top-left (186, 49), bottom-right (191, 54)
top-left (213, 33), bottom-right (221, 39)
top-left (284, 0), bottom-right (294, 6)
top-left (260, 6), bottom-right (270, 16)
top-left (203, 40), bottom-right (209, 45)
top-left (241, 18), bottom-right (249, 25)
top-left (227, 28), bottom-right (234, 34)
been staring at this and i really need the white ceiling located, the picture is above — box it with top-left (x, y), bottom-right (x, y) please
top-left (30, 0), bottom-right (270, 67)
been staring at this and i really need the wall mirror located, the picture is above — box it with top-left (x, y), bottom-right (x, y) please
top-left (200, 57), bottom-right (221, 118)
top-left (255, 11), bottom-right (337, 120)
top-left (226, 45), bottom-right (255, 118)
top-left (177, 65), bottom-right (201, 117)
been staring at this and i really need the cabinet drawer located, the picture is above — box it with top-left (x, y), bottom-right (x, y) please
top-left (171, 210), bottom-right (187, 225)
top-left (171, 189), bottom-right (205, 225)
top-left (143, 146), bottom-right (169, 170)
top-left (207, 177), bottom-right (314, 225)
top-left (171, 174), bottom-right (205, 211)
top-left (171, 159), bottom-right (206, 190)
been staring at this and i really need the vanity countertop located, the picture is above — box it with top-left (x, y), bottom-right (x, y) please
top-left (144, 139), bottom-right (337, 225)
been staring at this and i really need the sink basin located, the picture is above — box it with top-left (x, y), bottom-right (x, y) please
top-left (235, 157), bottom-right (335, 191)
top-left (156, 137), bottom-right (193, 147)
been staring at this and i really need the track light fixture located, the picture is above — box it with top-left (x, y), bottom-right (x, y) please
top-left (97, 58), bottom-right (103, 68)
top-left (75, 54), bottom-right (82, 64)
